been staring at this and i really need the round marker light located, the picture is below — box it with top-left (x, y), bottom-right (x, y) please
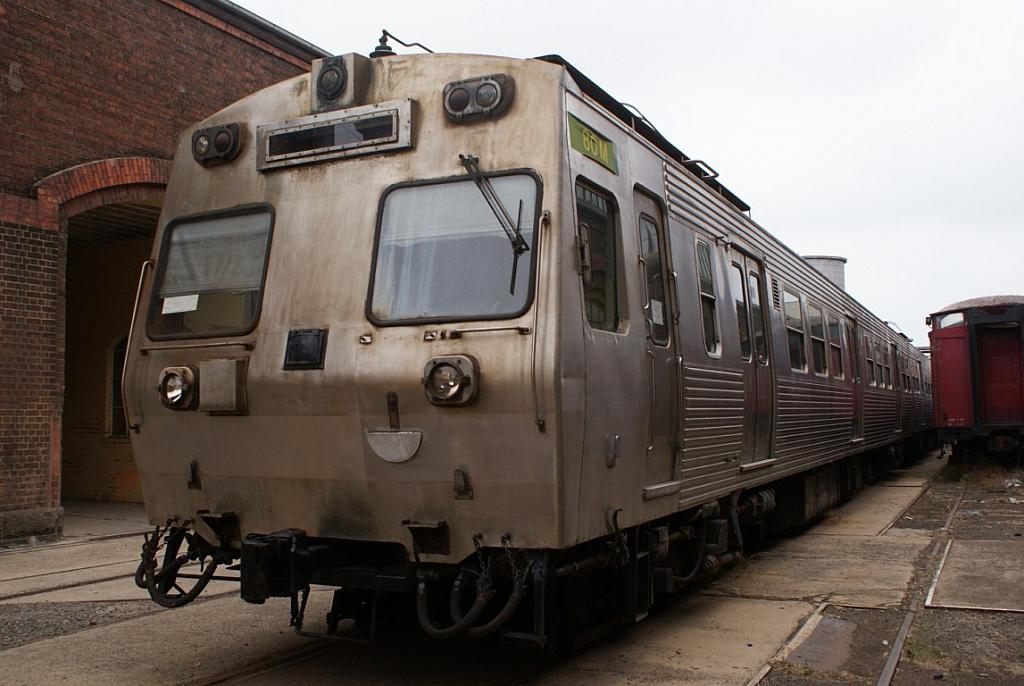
top-left (474, 82), bottom-right (499, 108)
top-left (193, 134), bottom-right (211, 157)
top-left (447, 87), bottom-right (471, 113)
top-left (213, 130), bottom-right (232, 153)
top-left (427, 363), bottom-right (463, 401)
top-left (317, 64), bottom-right (346, 100)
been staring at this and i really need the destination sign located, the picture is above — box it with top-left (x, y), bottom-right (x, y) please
top-left (568, 114), bottom-right (618, 174)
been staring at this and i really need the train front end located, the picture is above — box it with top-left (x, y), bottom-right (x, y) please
top-left (123, 51), bottom-right (568, 640)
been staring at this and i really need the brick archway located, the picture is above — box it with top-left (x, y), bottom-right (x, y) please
top-left (0, 156), bottom-right (171, 539)
top-left (35, 157), bottom-right (171, 224)
top-left (51, 157), bottom-right (171, 507)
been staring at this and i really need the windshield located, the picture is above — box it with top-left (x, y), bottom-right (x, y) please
top-left (369, 174), bottom-right (538, 323)
top-left (148, 206), bottom-right (273, 338)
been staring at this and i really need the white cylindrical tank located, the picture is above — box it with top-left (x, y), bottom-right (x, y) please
top-left (803, 255), bottom-right (847, 291)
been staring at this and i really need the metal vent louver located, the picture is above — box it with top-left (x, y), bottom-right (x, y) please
top-left (771, 277), bottom-right (781, 310)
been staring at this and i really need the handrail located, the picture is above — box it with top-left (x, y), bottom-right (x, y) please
top-left (140, 340), bottom-right (255, 354)
top-left (122, 260), bottom-right (153, 433)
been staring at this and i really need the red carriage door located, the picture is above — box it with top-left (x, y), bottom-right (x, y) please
top-left (977, 325), bottom-right (1024, 425)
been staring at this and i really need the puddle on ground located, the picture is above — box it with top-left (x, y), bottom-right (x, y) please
top-left (788, 615), bottom-right (856, 672)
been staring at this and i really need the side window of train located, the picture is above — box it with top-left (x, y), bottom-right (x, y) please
top-left (916, 361), bottom-right (924, 393)
top-left (828, 313), bottom-right (844, 379)
top-left (729, 262), bottom-right (751, 359)
top-left (877, 343), bottom-right (886, 387)
top-left (638, 214), bottom-right (669, 346)
top-left (783, 287), bottom-right (807, 371)
top-left (865, 336), bottom-right (875, 385)
top-left (807, 302), bottom-right (828, 376)
top-left (748, 269), bottom-right (768, 362)
top-left (576, 182), bottom-right (619, 332)
top-left (695, 239), bottom-right (721, 356)
top-left (883, 344), bottom-right (893, 389)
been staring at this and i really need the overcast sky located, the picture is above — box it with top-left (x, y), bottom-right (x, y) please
top-left (235, 0), bottom-right (1023, 345)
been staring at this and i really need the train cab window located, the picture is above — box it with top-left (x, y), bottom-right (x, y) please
top-left (370, 174), bottom-right (539, 323)
top-left (576, 183), bottom-right (619, 332)
top-left (729, 263), bottom-right (751, 359)
top-left (748, 271), bottom-right (768, 361)
top-left (784, 288), bottom-right (807, 371)
top-left (149, 205), bottom-right (273, 338)
top-left (936, 312), bottom-right (964, 329)
top-left (807, 303), bottom-right (828, 375)
top-left (696, 240), bottom-right (720, 355)
top-left (827, 313), bottom-right (844, 379)
top-left (638, 214), bottom-right (669, 345)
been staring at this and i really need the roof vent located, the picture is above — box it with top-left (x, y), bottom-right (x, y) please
top-left (803, 255), bottom-right (847, 291)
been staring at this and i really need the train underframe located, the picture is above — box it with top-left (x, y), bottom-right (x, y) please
top-left (135, 438), bottom-right (933, 649)
top-left (943, 427), bottom-right (1024, 466)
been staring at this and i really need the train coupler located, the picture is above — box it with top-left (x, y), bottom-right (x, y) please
top-left (240, 528), bottom-right (309, 604)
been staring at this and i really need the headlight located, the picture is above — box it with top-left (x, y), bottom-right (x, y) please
top-left (191, 123), bottom-right (242, 166)
top-left (442, 74), bottom-right (515, 123)
top-left (158, 366), bottom-right (198, 410)
top-left (427, 363), bottom-right (463, 400)
top-left (164, 372), bottom-right (186, 404)
top-left (193, 134), bottom-right (211, 157)
top-left (422, 356), bottom-right (478, 406)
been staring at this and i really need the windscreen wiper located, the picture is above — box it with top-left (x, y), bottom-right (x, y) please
top-left (459, 154), bottom-right (529, 294)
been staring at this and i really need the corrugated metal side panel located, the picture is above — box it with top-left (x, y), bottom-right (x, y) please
top-left (901, 394), bottom-right (914, 433)
top-left (679, 365), bottom-right (743, 487)
top-left (775, 378), bottom-right (853, 463)
top-left (863, 389), bottom-right (897, 445)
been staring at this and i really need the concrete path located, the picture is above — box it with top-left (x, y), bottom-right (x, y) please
top-left (62, 500), bottom-right (149, 540)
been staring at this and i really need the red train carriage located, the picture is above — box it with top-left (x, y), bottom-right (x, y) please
top-left (928, 296), bottom-right (1024, 457)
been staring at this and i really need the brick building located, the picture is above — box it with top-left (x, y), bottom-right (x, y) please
top-left (0, 0), bottom-right (328, 541)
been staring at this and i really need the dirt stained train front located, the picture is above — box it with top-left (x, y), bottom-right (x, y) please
top-left (123, 52), bottom-right (578, 614)
top-left (123, 47), bottom-right (934, 643)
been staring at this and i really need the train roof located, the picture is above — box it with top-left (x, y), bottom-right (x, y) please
top-left (933, 295), bottom-right (1024, 315)
top-left (534, 55), bottom-right (751, 214)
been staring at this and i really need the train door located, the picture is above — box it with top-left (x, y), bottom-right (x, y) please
top-left (847, 317), bottom-right (864, 441)
top-left (977, 325), bottom-right (1024, 425)
top-left (635, 191), bottom-right (679, 485)
top-left (732, 252), bottom-right (773, 463)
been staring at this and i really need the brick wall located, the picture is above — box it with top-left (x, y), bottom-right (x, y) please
top-left (0, 0), bottom-right (308, 196)
top-left (0, 222), bottom-right (65, 517)
top-left (0, 0), bottom-right (318, 539)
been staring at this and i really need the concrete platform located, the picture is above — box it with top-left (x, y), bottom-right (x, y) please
top-left (61, 500), bottom-right (149, 540)
top-left (226, 596), bottom-right (815, 686)
top-left (0, 540), bottom-right (140, 589)
top-left (813, 486), bottom-right (928, 537)
top-left (708, 533), bottom-right (931, 608)
top-left (0, 594), bottom-right (315, 686)
top-left (926, 539), bottom-right (1024, 612)
top-left (811, 454), bottom-right (947, 537)
top-left (536, 596), bottom-right (813, 686)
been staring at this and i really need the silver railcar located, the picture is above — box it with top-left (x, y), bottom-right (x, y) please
top-left (124, 46), bottom-right (932, 646)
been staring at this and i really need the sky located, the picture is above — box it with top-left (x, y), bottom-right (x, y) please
top-left (234, 0), bottom-right (1024, 345)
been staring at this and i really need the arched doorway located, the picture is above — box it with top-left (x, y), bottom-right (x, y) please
top-left (62, 201), bottom-right (161, 502)
top-left (34, 157), bottom-right (169, 506)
